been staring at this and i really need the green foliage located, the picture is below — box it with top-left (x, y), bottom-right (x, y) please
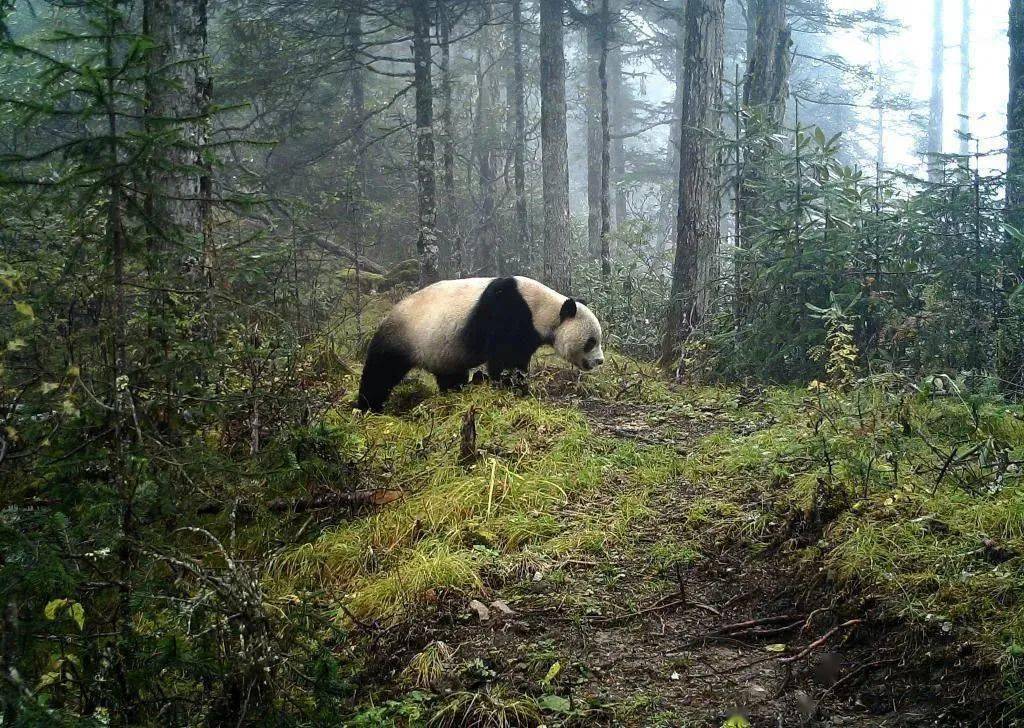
top-left (574, 220), bottom-right (672, 360)
top-left (678, 379), bottom-right (1024, 689)
top-left (708, 117), bottom-right (1010, 384)
top-left (274, 370), bottom-right (681, 626)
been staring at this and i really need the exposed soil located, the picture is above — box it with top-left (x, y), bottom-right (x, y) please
top-left (365, 384), bottom-right (1003, 727)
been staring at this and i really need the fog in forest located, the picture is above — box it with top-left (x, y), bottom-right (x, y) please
top-left (4, 0), bottom-right (1024, 724)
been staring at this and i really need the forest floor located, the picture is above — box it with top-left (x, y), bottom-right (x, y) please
top-left (281, 354), bottom-right (1021, 727)
top-left (399, 388), bottom-right (987, 727)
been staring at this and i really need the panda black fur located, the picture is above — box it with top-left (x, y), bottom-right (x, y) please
top-left (356, 276), bottom-right (605, 412)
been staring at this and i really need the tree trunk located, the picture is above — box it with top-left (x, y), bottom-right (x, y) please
top-left (1000, 0), bottom-right (1024, 393)
top-left (1010, 0), bottom-right (1024, 233)
top-left (412, 0), bottom-right (439, 285)
top-left (539, 0), bottom-right (572, 293)
top-left (510, 0), bottom-right (531, 273)
top-left (665, 0), bottom-right (685, 257)
top-left (959, 0), bottom-right (971, 157)
top-left (736, 0), bottom-right (790, 322)
top-left (743, 0), bottom-right (790, 125)
top-left (875, 27), bottom-right (885, 170)
top-left (661, 0), bottom-right (724, 368)
top-left (438, 2), bottom-right (462, 276)
top-left (586, 21), bottom-right (602, 259)
top-left (608, 34), bottom-right (627, 228)
top-left (598, 0), bottom-right (612, 277)
top-left (145, 0), bottom-right (209, 243)
top-left (474, 2), bottom-right (499, 275)
top-left (349, 11), bottom-right (367, 339)
top-left (928, 0), bottom-right (945, 182)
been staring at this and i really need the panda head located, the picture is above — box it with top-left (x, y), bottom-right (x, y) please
top-left (553, 298), bottom-right (605, 371)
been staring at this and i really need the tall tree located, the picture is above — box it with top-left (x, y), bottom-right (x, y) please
top-left (743, 0), bottom-right (790, 127)
top-left (539, 0), bottom-right (572, 292)
top-left (1010, 0), bottom-right (1024, 232)
top-left (1003, 0), bottom-right (1024, 394)
top-left (737, 0), bottom-right (790, 318)
top-left (598, 0), bottom-right (612, 276)
top-left (509, 0), bottom-right (531, 271)
top-left (412, 0), bottom-right (439, 284)
top-left (661, 0), bottom-right (724, 367)
top-left (928, 0), bottom-right (945, 181)
top-left (438, 2), bottom-right (462, 276)
top-left (666, 0), bottom-right (686, 254)
top-left (874, 20), bottom-right (885, 170)
top-left (959, 0), bottom-right (971, 157)
top-left (145, 0), bottom-right (211, 247)
top-left (473, 2), bottom-right (499, 274)
top-left (586, 20), bottom-right (603, 259)
top-left (349, 11), bottom-right (367, 337)
top-left (607, 36), bottom-right (627, 228)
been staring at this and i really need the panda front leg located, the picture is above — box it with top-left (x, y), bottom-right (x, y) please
top-left (356, 337), bottom-right (413, 412)
top-left (487, 356), bottom-right (531, 394)
top-left (435, 370), bottom-right (469, 393)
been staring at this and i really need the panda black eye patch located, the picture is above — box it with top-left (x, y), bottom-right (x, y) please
top-left (584, 336), bottom-right (597, 352)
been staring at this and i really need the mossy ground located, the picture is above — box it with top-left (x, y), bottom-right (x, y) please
top-left (257, 338), bottom-right (1024, 725)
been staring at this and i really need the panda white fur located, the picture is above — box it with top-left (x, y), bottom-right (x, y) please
top-left (356, 276), bottom-right (605, 412)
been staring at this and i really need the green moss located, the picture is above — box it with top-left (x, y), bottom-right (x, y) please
top-left (274, 373), bottom-right (684, 625)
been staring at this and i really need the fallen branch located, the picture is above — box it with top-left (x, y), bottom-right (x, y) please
top-left (310, 237), bottom-right (387, 275)
top-left (267, 489), bottom-right (404, 513)
top-left (824, 657), bottom-right (898, 695)
top-left (700, 619), bottom-right (805, 644)
top-left (711, 614), bottom-right (805, 635)
top-left (780, 619), bottom-right (862, 664)
top-left (197, 489), bottom-right (403, 516)
top-left (592, 594), bottom-right (721, 626)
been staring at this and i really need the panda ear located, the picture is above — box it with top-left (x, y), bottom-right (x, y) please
top-left (559, 298), bottom-right (577, 322)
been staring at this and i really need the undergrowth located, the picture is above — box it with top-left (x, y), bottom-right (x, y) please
top-left (273, 358), bottom-right (681, 627)
top-left (677, 376), bottom-right (1024, 689)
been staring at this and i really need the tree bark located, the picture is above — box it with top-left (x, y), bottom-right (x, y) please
top-left (438, 2), bottom-right (462, 276)
top-left (349, 11), bottom-right (367, 338)
top-left (928, 0), bottom-right (945, 182)
top-left (509, 0), bottom-right (531, 272)
top-left (607, 33), bottom-right (627, 228)
top-left (665, 0), bottom-right (685, 257)
top-left (598, 0), bottom-right (612, 277)
top-left (875, 26), bottom-right (885, 170)
top-left (586, 21), bottom-right (602, 260)
top-left (736, 0), bottom-right (790, 321)
top-left (145, 0), bottom-right (210, 244)
top-left (661, 0), bottom-right (724, 368)
top-left (959, 0), bottom-right (971, 157)
top-left (743, 0), bottom-right (790, 125)
top-left (1002, 0), bottom-right (1024, 394)
top-left (412, 0), bottom-right (439, 286)
top-left (539, 0), bottom-right (572, 293)
top-left (1010, 0), bottom-right (1024, 234)
top-left (473, 2), bottom-right (500, 275)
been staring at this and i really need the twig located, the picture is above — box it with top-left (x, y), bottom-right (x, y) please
top-left (698, 619), bottom-right (805, 644)
top-left (590, 598), bottom-right (686, 625)
top-left (824, 657), bottom-right (898, 695)
top-left (711, 614), bottom-right (805, 635)
top-left (780, 619), bottom-right (862, 664)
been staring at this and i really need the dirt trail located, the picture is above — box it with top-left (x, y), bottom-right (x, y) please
top-left (423, 394), bottom-right (989, 727)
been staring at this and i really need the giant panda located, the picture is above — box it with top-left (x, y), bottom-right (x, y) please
top-left (355, 276), bottom-right (605, 412)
